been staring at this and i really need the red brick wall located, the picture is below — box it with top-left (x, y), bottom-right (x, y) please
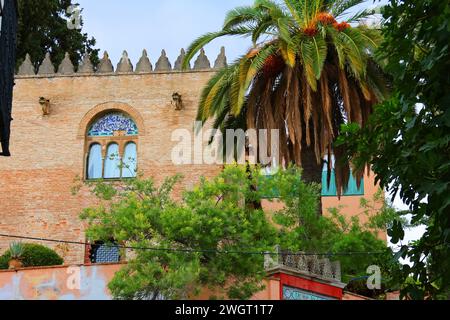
top-left (0, 71), bottom-right (222, 264)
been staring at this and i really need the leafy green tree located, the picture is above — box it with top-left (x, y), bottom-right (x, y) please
top-left (183, 0), bottom-right (388, 200)
top-left (337, 0), bottom-right (450, 299)
top-left (81, 167), bottom-right (278, 300)
top-left (16, 0), bottom-right (99, 71)
top-left (80, 165), bottom-right (395, 300)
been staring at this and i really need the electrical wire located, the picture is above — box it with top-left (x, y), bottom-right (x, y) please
top-left (0, 233), bottom-right (387, 256)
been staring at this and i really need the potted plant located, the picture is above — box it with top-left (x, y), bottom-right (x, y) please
top-left (8, 242), bottom-right (24, 270)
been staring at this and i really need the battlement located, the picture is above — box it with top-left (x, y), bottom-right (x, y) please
top-left (16, 47), bottom-right (227, 78)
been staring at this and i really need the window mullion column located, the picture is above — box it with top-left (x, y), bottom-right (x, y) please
top-left (101, 141), bottom-right (107, 179)
top-left (119, 140), bottom-right (125, 178)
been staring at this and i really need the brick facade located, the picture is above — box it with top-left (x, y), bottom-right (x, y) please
top-left (0, 70), bottom-right (222, 264)
top-left (0, 69), bottom-right (384, 265)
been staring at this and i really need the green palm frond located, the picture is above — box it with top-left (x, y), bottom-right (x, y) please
top-left (184, 28), bottom-right (251, 70)
top-left (212, 96), bottom-right (231, 130)
top-left (197, 71), bottom-right (227, 123)
top-left (300, 41), bottom-right (317, 91)
top-left (200, 69), bottom-right (232, 122)
top-left (255, 0), bottom-right (288, 19)
top-left (346, 8), bottom-right (377, 23)
top-left (246, 44), bottom-right (278, 85)
top-left (357, 26), bottom-right (382, 53)
top-left (230, 64), bottom-right (245, 116)
top-left (300, 35), bottom-right (328, 90)
top-left (276, 16), bottom-right (295, 44)
top-left (224, 6), bottom-right (264, 30)
top-left (339, 28), bottom-right (367, 79)
top-left (282, 0), bottom-right (304, 26)
top-left (197, 64), bottom-right (239, 123)
top-left (238, 56), bottom-right (252, 89)
top-left (327, 27), bottom-right (347, 69)
top-left (252, 19), bottom-right (275, 45)
top-left (302, 0), bottom-right (323, 25)
top-left (280, 41), bottom-right (296, 67)
top-left (330, 0), bottom-right (366, 18)
top-left (256, 0), bottom-right (296, 43)
top-left (311, 36), bottom-right (328, 80)
top-left (212, 44), bottom-right (279, 118)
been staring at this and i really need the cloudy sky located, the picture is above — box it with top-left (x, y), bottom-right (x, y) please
top-left (76, 0), bottom-right (256, 67)
top-left (74, 0), bottom-right (424, 257)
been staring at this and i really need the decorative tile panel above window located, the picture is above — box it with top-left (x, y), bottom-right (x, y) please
top-left (283, 286), bottom-right (336, 300)
top-left (87, 112), bottom-right (138, 137)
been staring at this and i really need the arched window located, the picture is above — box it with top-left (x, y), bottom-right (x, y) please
top-left (85, 112), bottom-right (138, 180)
top-left (122, 142), bottom-right (137, 178)
top-left (87, 143), bottom-right (103, 179)
top-left (104, 143), bottom-right (121, 179)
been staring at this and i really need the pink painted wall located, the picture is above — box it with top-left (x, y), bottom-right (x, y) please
top-left (0, 264), bottom-right (122, 300)
top-left (0, 264), bottom-right (282, 301)
top-left (251, 278), bottom-right (281, 300)
top-left (342, 292), bottom-right (371, 300)
top-left (195, 278), bottom-right (281, 300)
top-left (0, 264), bottom-right (375, 300)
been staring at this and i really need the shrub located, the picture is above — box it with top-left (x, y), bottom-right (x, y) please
top-left (0, 243), bottom-right (64, 269)
top-left (345, 278), bottom-right (386, 300)
top-left (0, 254), bottom-right (9, 269)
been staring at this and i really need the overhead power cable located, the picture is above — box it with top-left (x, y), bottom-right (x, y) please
top-left (0, 233), bottom-right (386, 257)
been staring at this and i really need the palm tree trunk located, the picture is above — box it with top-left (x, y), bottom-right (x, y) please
top-left (300, 131), bottom-right (324, 216)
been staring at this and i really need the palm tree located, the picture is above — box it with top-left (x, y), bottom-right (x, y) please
top-left (183, 0), bottom-right (388, 200)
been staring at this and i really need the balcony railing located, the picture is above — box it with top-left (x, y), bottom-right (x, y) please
top-left (264, 246), bottom-right (342, 283)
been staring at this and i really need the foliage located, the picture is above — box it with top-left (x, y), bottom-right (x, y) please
top-left (81, 167), bottom-right (278, 300)
top-left (8, 241), bottom-right (24, 259)
top-left (184, 0), bottom-right (389, 193)
top-left (80, 165), bottom-right (395, 300)
top-left (16, 0), bottom-right (99, 71)
top-left (0, 243), bottom-right (64, 269)
top-left (345, 277), bottom-right (386, 300)
top-left (337, 0), bottom-right (450, 299)
top-left (0, 255), bottom-right (8, 269)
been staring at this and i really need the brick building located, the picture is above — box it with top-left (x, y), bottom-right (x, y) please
top-left (0, 48), bottom-right (384, 265)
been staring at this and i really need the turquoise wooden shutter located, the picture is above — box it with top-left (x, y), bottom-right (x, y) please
top-left (321, 170), bottom-right (364, 196)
